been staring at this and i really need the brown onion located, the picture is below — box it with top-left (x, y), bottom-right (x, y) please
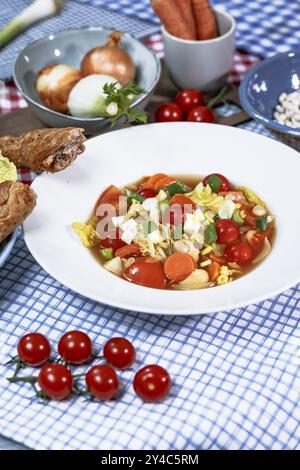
top-left (81, 32), bottom-right (136, 85)
top-left (36, 64), bottom-right (82, 113)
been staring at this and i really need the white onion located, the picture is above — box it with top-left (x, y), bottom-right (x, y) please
top-left (67, 74), bottom-right (119, 118)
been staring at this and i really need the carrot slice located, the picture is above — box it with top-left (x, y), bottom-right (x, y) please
top-left (208, 261), bottom-right (220, 282)
top-left (152, 0), bottom-right (196, 40)
top-left (115, 243), bottom-right (141, 258)
top-left (164, 253), bottom-right (196, 282)
top-left (153, 176), bottom-right (177, 190)
top-left (192, 0), bottom-right (218, 40)
top-left (147, 173), bottom-right (167, 189)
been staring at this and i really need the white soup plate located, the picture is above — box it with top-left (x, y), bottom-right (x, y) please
top-left (23, 123), bottom-right (300, 315)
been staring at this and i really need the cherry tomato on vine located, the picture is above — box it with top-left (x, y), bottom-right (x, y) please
top-left (216, 220), bottom-right (240, 244)
top-left (103, 337), bottom-right (136, 369)
top-left (123, 257), bottom-right (166, 289)
top-left (133, 365), bottom-right (171, 402)
top-left (99, 228), bottom-right (126, 251)
top-left (58, 330), bottom-right (92, 365)
top-left (155, 103), bottom-right (183, 123)
top-left (17, 333), bottom-right (51, 367)
top-left (137, 188), bottom-right (157, 199)
top-left (175, 88), bottom-right (204, 114)
top-left (203, 173), bottom-right (231, 192)
top-left (38, 364), bottom-right (73, 400)
top-left (224, 241), bottom-right (254, 265)
top-left (85, 365), bottom-right (119, 401)
top-left (187, 106), bottom-right (215, 123)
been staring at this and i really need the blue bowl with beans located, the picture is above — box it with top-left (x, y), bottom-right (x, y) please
top-left (239, 50), bottom-right (300, 149)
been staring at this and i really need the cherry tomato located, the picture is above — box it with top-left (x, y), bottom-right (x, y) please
top-left (38, 364), bottom-right (72, 400)
top-left (58, 330), bottom-right (92, 365)
top-left (155, 103), bottom-right (183, 123)
top-left (99, 228), bottom-right (126, 251)
top-left (138, 188), bottom-right (157, 199)
top-left (187, 106), bottom-right (215, 123)
top-left (103, 337), bottom-right (136, 369)
top-left (133, 365), bottom-right (171, 402)
top-left (85, 365), bottom-right (119, 401)
top-left (175, 89), bottom-right (204, 114)
top-left (216, 219), bottom-right (240, 244)
top-left (203, 173), bottom-right (231, 192)
top-left (17, 333), bottom-right (51, 367)
top-left (123, 257), bottom-right (166, 289)
top-left (96, 185), bottom-right (122, 208)
top-left (224, 241), bottom-right (254, 265)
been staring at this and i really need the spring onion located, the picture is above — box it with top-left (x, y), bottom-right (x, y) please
top-left (173, 224), bottom-right (184, 240)
top-left (204, 223), bottom-right (217, 244)
top-left (0, 0), bottom-right (64, 49)
top-left (167, 181), bottom-right (186, 197)
top-left (159, 199), bottom-right (170, 214)
top-left (101, 248), bottom-right (113, 261)
top-left (205, 175), bottom-right (222, 193)
top-left (256, 217), bottom-right (268, 232)
top-left (142, 221), bottom-right (158, 235)
top-left (232, 208), bottom-right (244, 226)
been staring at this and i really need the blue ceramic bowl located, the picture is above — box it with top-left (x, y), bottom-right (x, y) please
top-left (239, 50), bottom-right (300, 142)
top-left (14, 27), bottom-right (161, 135)
top-left (0, 230), bottom-right (18, 269)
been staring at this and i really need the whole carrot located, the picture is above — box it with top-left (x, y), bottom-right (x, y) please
top-left (152, 0), bottom-right (195, 40)
top-left (174, 0), bottom-right (197, 40)
top-left (192, 0), bottom-right (218, 40)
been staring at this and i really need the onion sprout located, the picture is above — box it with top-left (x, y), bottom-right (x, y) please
top-left (0, 0), bottom-right (64, 49)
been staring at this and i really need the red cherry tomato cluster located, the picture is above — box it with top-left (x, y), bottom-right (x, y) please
top-left (9, 332), bottom-right (171, 403)
top-left (155, 88), bottom-right (215, 124)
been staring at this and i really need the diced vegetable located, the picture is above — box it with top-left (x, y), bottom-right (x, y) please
top-left (167, 181), bottom-right (186, 197)
top-left (101, 248), bottom-right (114, 260)
top-left (241, 187), bottom-right (267, 209)
top-left (204, 174), bottom-right (223, 193)
top-left (159, 199), bottom-right (170, 214)
top-left (173, 224), bottom-right (184, 240)
top-left (72, 222), bottom-right (98, 248)
top-left (104, 257), bottom-right (123, 276)
top-left (142, 221), bottom-right (158, 235)
top-left (232, 208), bottom-right (244, 226)
top-left (127, 191), bottom-right (145, 205)
top-left (204, 223), bottom-right (217, 244)
top-left (256, 217), bottom-right (268, 232)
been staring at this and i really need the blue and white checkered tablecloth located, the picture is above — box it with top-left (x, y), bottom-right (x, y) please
top-left (0, 0), bottom-right (300, 452)
top-left (83, 0), bottom-right (300, 58)
top-left (0, 235), bottom-right (300, 450)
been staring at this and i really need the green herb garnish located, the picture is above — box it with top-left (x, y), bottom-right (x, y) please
top-left (256, 217), bottom-right (268, 232)
top-left (103, 82), bottom-right (148, 126)
top-left (204, 223), bottom-right (218, 244)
